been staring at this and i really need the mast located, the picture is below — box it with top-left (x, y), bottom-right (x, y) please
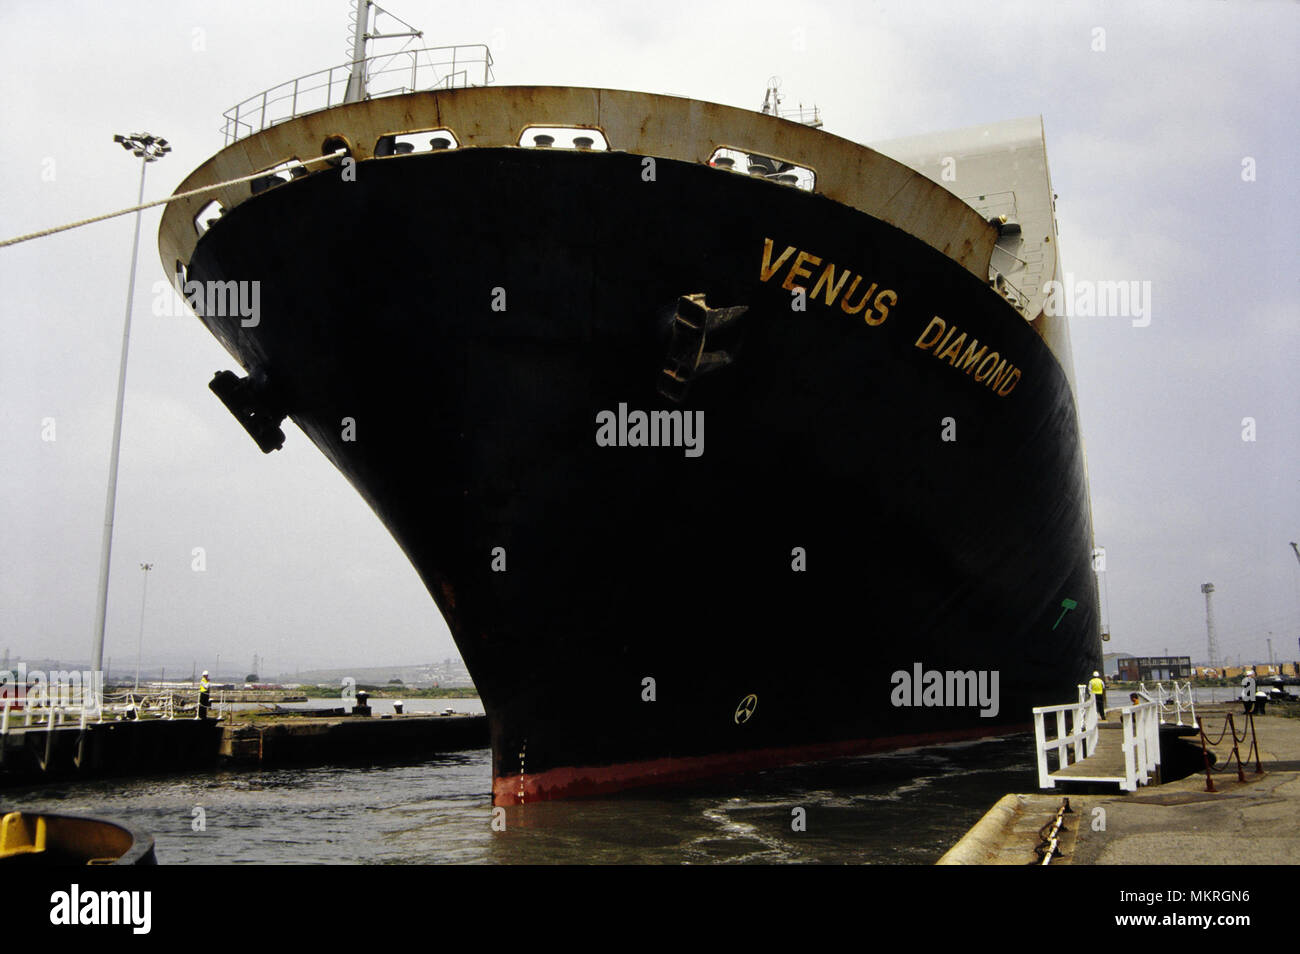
top-left (342, 0), bottom-right (423, 104)
top-left (758, 76), bottom-right (822, 129)
top-left (343, 0), bottom-right (371, 104)
top-left (761, 77), bottom-right (780, 116)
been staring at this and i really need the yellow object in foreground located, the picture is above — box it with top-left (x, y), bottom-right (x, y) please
top-left (0, 811), bottom-right (47, 858)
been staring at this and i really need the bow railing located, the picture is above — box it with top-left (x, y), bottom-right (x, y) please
top-left (221, 45), bottom-right (494, 145)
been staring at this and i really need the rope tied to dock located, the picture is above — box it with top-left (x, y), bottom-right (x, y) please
top-left (1034, 797), bottom-right (1073, 865)
top-left (0, 149), bottom-right (347, 249)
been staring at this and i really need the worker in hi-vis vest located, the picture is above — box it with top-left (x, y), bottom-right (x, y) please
top-left (1088, 671), bottom-right (1106, 719)
top-left (1241, 669), bottom-right (1257, 715)
top-left (198, 671), bottom-right (211, 721)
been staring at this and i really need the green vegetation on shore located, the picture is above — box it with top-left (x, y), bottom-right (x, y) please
top-left (290, 684), bottom-right (479, 699)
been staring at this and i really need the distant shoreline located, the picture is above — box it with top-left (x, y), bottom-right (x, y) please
top-left (293, 684), bottom-right (479, 699)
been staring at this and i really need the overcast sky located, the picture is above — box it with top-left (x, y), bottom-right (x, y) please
top-left (1, 0), bottom-right (1296, 680)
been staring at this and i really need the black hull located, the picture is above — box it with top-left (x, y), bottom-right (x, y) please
top-left (184, 147), bottom-right (1100, 802)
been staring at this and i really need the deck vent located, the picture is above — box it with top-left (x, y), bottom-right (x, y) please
top-left (516, 127), bottom-right (610, 150)
top-left (374, 129), bottom-right (460, 156)
top-left (248, 156), bottom-right (309, 196)
top-left (710, 146), bottom-right (816, 191)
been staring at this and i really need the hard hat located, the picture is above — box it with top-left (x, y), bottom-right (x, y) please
top-left (202, 670), bottom-right (209, 676)
top-left (1092, 671), bottom-right (1099, 677)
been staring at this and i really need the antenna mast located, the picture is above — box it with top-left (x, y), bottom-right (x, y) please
top-left (344, 0), bottom-right (371, 104)
top-left (343, 0), bottom-right (424, 104)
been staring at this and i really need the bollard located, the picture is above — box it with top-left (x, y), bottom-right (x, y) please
top-left (76, 710), bottom-right (90, 771)
top-left (353, 690), bottom-right (371, 717)
top-left (42, 713), bottom-right (56, 772)
top-left (393, 700), bottom-right (404, 715)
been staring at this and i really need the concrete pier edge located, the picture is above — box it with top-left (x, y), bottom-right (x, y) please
top-left (936, 793), bottom-right (1027, 865)
top-left (1, 712), bottom-right (488, 786)
top-left (937, 707), bottom-right (1300, 866)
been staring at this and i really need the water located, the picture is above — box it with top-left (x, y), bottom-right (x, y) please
top-left (1187, 686), bottom-right (1298, 704)
top-left (0, 734), bottom-right (1041, 864)
top-left (7, 687), bottom-right (1285, 864)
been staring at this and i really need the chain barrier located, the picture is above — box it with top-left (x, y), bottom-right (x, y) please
top-left (1197, 710), bottom-right (1264, 792)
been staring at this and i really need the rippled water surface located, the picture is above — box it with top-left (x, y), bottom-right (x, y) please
top-left (0, 733), bottom-right (1043, 864)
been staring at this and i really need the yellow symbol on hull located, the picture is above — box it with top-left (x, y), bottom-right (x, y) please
top-left (734, 694), bottom-right (759, 725)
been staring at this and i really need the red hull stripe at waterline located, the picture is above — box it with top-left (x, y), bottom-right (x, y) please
top-left (492, 723), bottom-right (1028, 805)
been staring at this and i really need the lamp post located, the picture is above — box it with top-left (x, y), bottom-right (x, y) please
top-left (134, 562), bottom-right (154, 692)
top-left (90, 133), bottom-right (170, 687)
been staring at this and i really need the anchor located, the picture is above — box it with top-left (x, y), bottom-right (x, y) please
top-left (657, 293), bottom-right (748, 403)
top-left (209, 369), bottom-right (287, 453)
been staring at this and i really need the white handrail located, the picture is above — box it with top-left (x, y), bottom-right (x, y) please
top-left (2, 700), bottom-right (97, 731)
top-left (221, 44), bottom-right (495, 145)
top-left (1033, 683), bottom-right (1096, 788)
top-left (1117, 701), bottom-right (1161, 791)
top-left (1035, 689), bottom-right (1163, 791)
top-left (2, 687), bottom-right (189, 727)
top-left (1140, 680), bottom-right (1197, 727)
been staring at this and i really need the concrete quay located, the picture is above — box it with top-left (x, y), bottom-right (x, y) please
top-left (0, 711), bottom-right (488, 786)
top-left (219, 712), bottom-right (487, 766)
top-left (938, 708), bottom-right (1300, 865)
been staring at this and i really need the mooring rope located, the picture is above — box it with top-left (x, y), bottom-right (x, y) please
top-left (1035, 798), bottom-right (1072, 865)
top-left (0, 149), bottom-right (346, 249)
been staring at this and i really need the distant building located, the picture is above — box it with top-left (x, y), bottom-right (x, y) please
top-left (1101, 652), bottom-right (1129, 679)
top-left (1116, 656), bottom-right (1191, 681)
